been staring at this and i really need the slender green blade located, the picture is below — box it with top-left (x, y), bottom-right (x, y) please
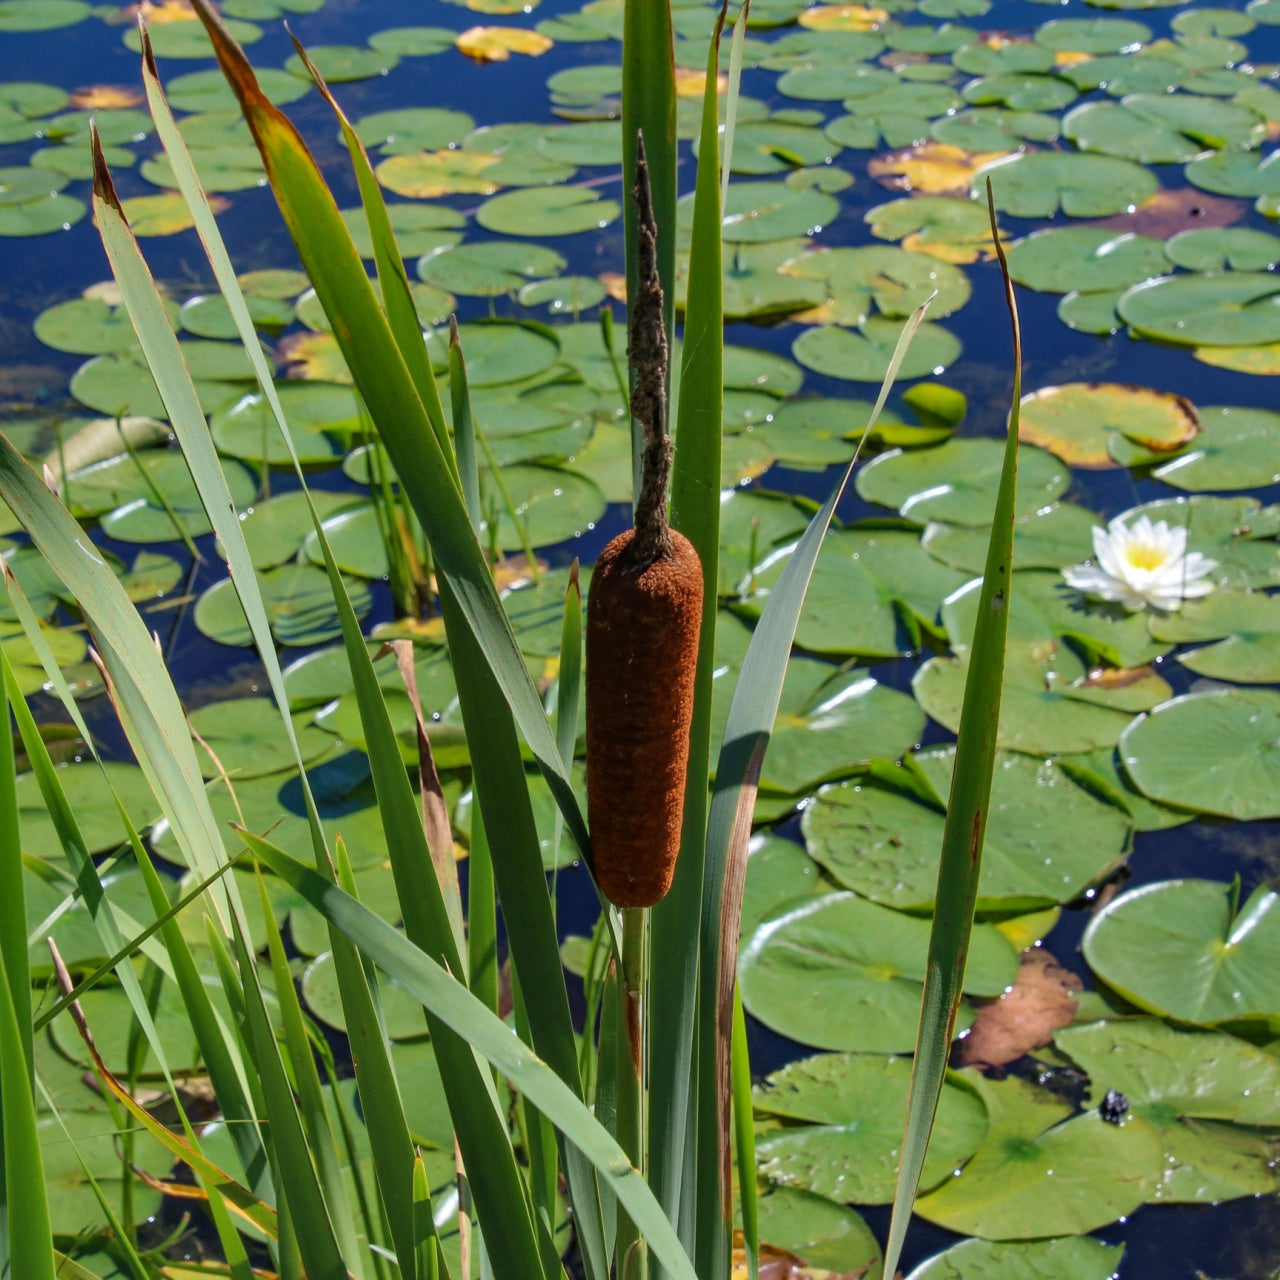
top-left (731, 987), bottom-right (757, 1280)
top-left (879, 193), bottom-right (1021, 1280)
top-left (694, 302), bottom-right (931, 1280)
top-left (240, 833), bottom-right (702, 1280)
top-left (0, 651), bottom-right (30, 1073)
top-left (187, 0), bottom-right (587, 855)
top-left (650, 12), bottom-right (727, 1257)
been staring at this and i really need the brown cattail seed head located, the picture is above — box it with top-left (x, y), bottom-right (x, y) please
top-left (586, 527), bottom-right (703, 909)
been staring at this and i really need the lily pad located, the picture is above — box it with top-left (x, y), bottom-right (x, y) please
top-left (212, 381), bottom-right (363, 465)
top-left (476, 185), bottom-right (620, 236)
top-left (1185, 147), bottom-right (1280, 215)
top-left (230, 489), bottom-right (355, 570)
top-left (905, 1237), bottom-right (1125, 1280)
top-left (914, 1072), bottom-right (1164, 1239)
top-left (1118, 271), bottom-right (1280, 346)
top-left (961, 72), bottom-right (1078, 111)
top-left (194, 563), bottom-right (373, 648)
top-left (739, 891), bottom-right (1019, 1053)
top-left (1129, 495), bottom-right (1280, 589)
top-left (284, 44), bottom-right (398, 81)
top-left (17, 761), bottom-right (163, 857)
top-left (682, 180), bottom-right (840, 243)
top-left (302, 952), bottom-right (427, 1040)
top-left (35, 295), bottom-right (141, 355)
top-left (864, 194), bottom-right (996, 262)
top-left (1057, 1018), bottom-right (1280, 1203)
top-left (1005, 227), bottom-right (1167, 296)
top-left (923, 503), bottom-right (1101, 574)
top-left (1019, 382), bottom-right (1198, 469)
top-left (0, 0), bottom-right (90, 30)
top-left (1152, 405), bottom-right (1280, 491)
top-left (1120, 687), bottom-right (1280, 819)
top-left (779, 244), bottom-right (972, 320)
top-left (806, 747), bottom-right (1132, 912)
top-left (1034, 15), bottom-right (1153, 50)
top-left (793, 316), bottom-right (961, 382)
top-left (1083, 877), bottom-right (1280, 1024)
top-left (189, 696), bottom-right (334, 781)
top-left (418, 241), bottom-right (567, 295)
top-left (978, 150), bottom-right (1159, 217)
top-left (737, 527), bottom-right (967, 658)
top-left (1150, 587), bottom-right (1280, 682)
top-left (754, 1187), bottom-right (881, 1277)
top-left (0, 190), bottom-right (85, 236)
top-left (857, 438), bottom-right (1068, 525)
top-left (754, 1053), bottom-right (988, 1203)
top-left (481, 463), bottom-right (605, 550)
top-left (931, 107), bottom-right (1060, 151)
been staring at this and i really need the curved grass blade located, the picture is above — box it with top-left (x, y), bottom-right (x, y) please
top-left (694, 300), bottom-right (932, 1279)
top-left (238, 831), bottom-right (702, 1280)
top-left (879, 187), bottom-right (1021, 1280)
top-left (185, 0), bottom-right (588, 856)
top-left (731, 987), bottom-right (757, 1280)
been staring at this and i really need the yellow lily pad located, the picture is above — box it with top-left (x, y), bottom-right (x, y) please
top-left (69, 85), bottom-right (143, 109)
top-left (121, 191), bottom-right (228, 237)
top-left (1020, 382), bottom-right (1199, 469)
top-left (868, 140), bottom-right (1011, 195)
top-left (674, 67), bottom-right (726, 97)
top-left (798, 3), bottom-right (889, 30)
top-left (1194, 343), bottom-right (1280, 375)
top-left (278, 332), bottom-right (350, 382)
top-left (375, 148), bottom-right (501, 197)
top-left (455, 25), bottom-right (553, 61)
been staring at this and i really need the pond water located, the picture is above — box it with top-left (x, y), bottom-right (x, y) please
top-left (3, 0), bottom-right (1280, 1275)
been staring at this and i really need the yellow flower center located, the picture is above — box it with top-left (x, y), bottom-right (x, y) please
top-left (1124, 542), bottom-right (1167, 571)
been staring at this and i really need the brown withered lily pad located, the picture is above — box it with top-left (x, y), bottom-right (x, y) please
top-left (958, 947), bottom-right (1082, 1070)
top-left (1089, 186), bottom-right (1245, 238)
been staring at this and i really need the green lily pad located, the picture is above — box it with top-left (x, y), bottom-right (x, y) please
top-left (857, 438), bottom-right (1068, 525)
top-left (517, 275), bottom-right (607, 312)
top-left (742, 833), bottom-right (835, 940)
top-left (211, 380), bottom-right (365, 465)
top-left (709, 655), bottom-right (925, 794)
top-left (916, 639), bottom-right (1154, 754)
top-left (163, 66), bottom-right (312, 112)
top-left (0, 0), bottom-right (90, 30)
top-left (340, 201), bottom-right (466, 259)
top-left (723, 343), bottom-right (805, 398)
top-left (418, 241), bottom-right (567, 295)
top-left (194, 563), bottom-right (373, 648)
top-left (301, 503), bottom-right (389, 579)
top-left (188, 696), bottom-right (334, 781)
top-left (368, 25), bottom-right (457, 56)
top-left (1166, 227), bottom-right (1280, 272)
top-left (1119, 271), bottom-right (1280, 346)
top-left (754, 1053), bottom-right (988, 1203)
top-left (455, 766), bottom-right (584, 871)
top-left (688, 238), bottom-right (827, 319)
top-left (1056, 288), bottom-right (1126, 335)
top-left (476, 185), bottom-right (621, 236)
top-left (776, 61), bottom-right (895, 102)
top-left (426, 321), bottom-right (560, 387)
top-left (34, 295), bottom-right (142, 355)
top-left (914, 1072), bottom-right (1164, 1239)
top-left (70, 347), bottom-right (247, 420)
top-left (717, 490), bottom-right (812, 595)
top-left (779, 244), bottom-right (972, 320)
top-left (1035, 15), bottom-right (1153, 50)
top-left (737, 527), bottom-right (967, 658)
top-left (1130, 495), bottom-right (1280, 588)
top-left (0, 190), bottom-right (85, 236)
top-left (284, 44), bottom-right (398, 81)
top-left (538, 121), bottom-right (626, 167)
top-left (952, 40), bottom-right (1057, 74)
top-left (1005, 227), bottom-right (1168, 296)
top-left (979, 150), bottom-right (1159, 217)
top-left (1057, 1018), bottom-right (1280, 1203)
top-left (354, 107), bottom-right (474, 154)
top-left (961, 72), bottom-right (1078, 111)
top-left (1186, 147), bottom-right (1280, 214)
top-left (302, 951), bottom-right (427, 1040)
top-left (17, 761), bottom-right (163, 857)
top-left (1149, 587), bottom-right (1280, 681)
top-left (864, 194), bottom-right (996, 258)
top-left (905, 1237), bottom-right (1125, 1280)
top-left (754, 1187), bottom-right (881, 1277)
top-left (1152, 405), bottom-right (1280, 491)
top-left (1019, 381), bottom-right (1198, 469)
top-left (803, 747), bottom-right (1132, 912)
top-left (739, 891), bottom-right (1019, 1053)
top-left (923, 502), bottom-right (1101, 574)
top-left (1, 619), bottom-right (86, 696)
top-left (711, 115), bottom-right (843, 173)
top-left (1083, 877), bottom-right (1280, 1024)
top-left (793, 316), bottom-right (961, 382)
top-left (1120, 687), bottom-right (1280, 819)
top-left (224, 489), bottom-right (354, 570)
top-left (179, 292), bottom-right (295, 339)
top-left (481, 463), bottom-right (606, 551)
top-left (684, 180), bottom-right (840, 243)
top-left (91, 451), bottom-right (257, 543)
top-left (931, 107), bottom-right (1060, 150)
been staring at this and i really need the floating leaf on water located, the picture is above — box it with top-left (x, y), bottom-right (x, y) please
top-left (125, 16), bottom-right (263, 57)
top-left (122, 191), bottom-right (231, 236)
top-left (870, 139), bottom-right (1013, 195)
top-left (1035, 15), bottom-right (1153, 50)
top-left (302, 953), bottom-right (428, 1038)
top-left (368, 25), bottom-right (458, 56)
top-left (1120, 687), bottom-right (1280, 819)
top-left (1131, 494), bottom-right (1280, 588)
top-left (1060, 51), bottom-right (1189, 94)
top-left (952, 38), bottom-right (1056, 75)
top-left (1065, 94), bottom-right (1266, 164)
top-left (1118, 272), bottom-right (1280, 347)
top-left (961, 71), bottom-right (1078, 111)
top-left (418, 240), bottom-right (567, 294)
top-left (978, 150), bottom-right (1159, 217)
top-left (211, 381), bottom-right (364, 465)
top-left (906, 1237), bottom-right (1125, 1280)
top-left (0, 0), bottom-right (89, 29)
top-left (739, 891), bottom-right (1019, 1053)
top-left (957, 949), bottom-right (1082, 1069)
top-left (1152, 405), bottom-right (1280, 491)
top-left (1165, 226), bottom-right (1280, 271)
top-left (283, 43), bottom-right (397, 81)
top-left (476, 185), bottom-right (621, 236)
top-left (353, 107), bottom-right (476, 154)
top-left (17, 760), bottom-right (163, 856)
top-left (752, 1187), bottom-right (882, 1278)
top-left (34, 295), bottom-right (141, 356)
top-left (1057, 1017), bottom-right (1280, 1203)
top-left (1084, 877), bottom-right (1280, 1024)
top-left (1006, 227), bottom-right (1166, 296)
top-left (0, 190), bottom-right (86, 237)
top-left (803, 748), bottom-right (1132, 912)
top-left (753, 1052), bottom-right (988, 1204)
top-left (230, 489), bottom-right (357, 570)
top-left (779, 243), bottom-right (972, 321)
top-left (180, 290), bottom-right (295, 339)
top-left (518, 275), bottom-right (607, 312)
top-left (189, 696), bottom-right (335, 781)
top-left (914, 1072), bottom-right (1164, 1239)
top-left (1186, 148), bottom-right (1280, 216)
top-left (679, 180), bottom-right (840, 243)
top-left (792, 316), bottom-right (961, 381)
top-left (163, 66), bottom-right (312, 112)
top-left (864, 194), bottom-right (996, 262)
top-left (1019, 382), bottom-right (1198, 469)
top-left (931, 105), bottom-right (1060, 151)
top-left (857, 438), bottom-right (1068, 525)
top-left (376, 147), bottom-right (502, 198)
top-left (923, 502), bottom-right (1101, 574)
top-left (455, 25), bottom-right (554, 60)
top-left (797, 3), bottom-right (890, 30)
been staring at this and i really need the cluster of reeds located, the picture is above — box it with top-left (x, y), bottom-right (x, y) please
top-left (0, 1), bottom-right (1022, 1277)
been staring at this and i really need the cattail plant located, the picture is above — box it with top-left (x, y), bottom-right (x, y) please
top-left (586, 139), bottom-right (703, 910)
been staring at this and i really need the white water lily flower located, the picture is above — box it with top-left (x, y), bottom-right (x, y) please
top-left (1062, 513), bottom-right (1218, 612)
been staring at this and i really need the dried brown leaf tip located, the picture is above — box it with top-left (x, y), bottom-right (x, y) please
top-left (585, 133), bottom-right (703, 910)
top-left (957, 947), bottom-right (1082, 1071)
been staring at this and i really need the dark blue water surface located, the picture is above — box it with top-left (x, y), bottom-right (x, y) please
top-left (3, 0), bottom-right (1280, 1275)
